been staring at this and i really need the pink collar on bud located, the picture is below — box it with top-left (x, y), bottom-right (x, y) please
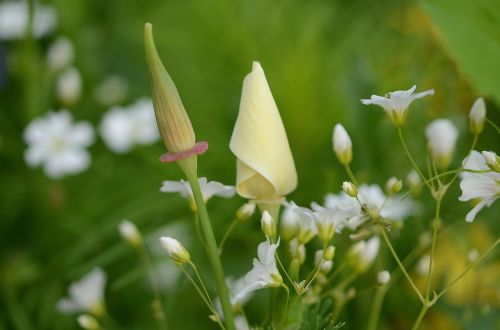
top-left (159, 141), bottom-right (208, 163)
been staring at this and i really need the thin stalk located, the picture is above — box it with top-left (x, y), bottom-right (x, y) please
top-left (344, 164), bottom-right (359, 186)
top-left (189, 262), bottom-right (217, 312)
top-left (367, 286), bottom-right (387, 330)
top-left (397, 127), bottom-right (432, 191)
top-left (187, 177), bottom-right (236, 330)
top-left (411, 304), bottom-right (429, 330)
top-left (425, 195), bottom-right (442, 300)
top-left (486, 117), bottom-right (500, 134)
top-left (218, 219), bottom-right (239, 255)
top-left (380, 229), bottom-right (425, 304)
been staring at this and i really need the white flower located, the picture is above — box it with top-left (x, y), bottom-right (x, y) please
top-left (416, 254), bottom-right (430, 276)
top-left (310, 203), bottom-right (350, 242)
top-left (118, 220), bottom-right (142, 247)
top-left (99, 98), bottom-right (160, 153)
top-left (94, 75), bottom-right (129, 106)
top-left (284, 202), bottom-right (317, 244)
top-left (232, 237), bottom-right (282, 303)
top-left (261, 211), bottom-right (275, 238)
top-left (482, 151), bottom-right (500, 172)
top-left (361, 85), bottom-right (434, 126)
top-left (236, 202), bottom-right (256, 221)
top-left (348, 236), bottom-right (380, 272)
top-left (160, 177), bottom-right (235, 210)
top-left (467, 249), bottom-right (479, 262)
top-left (425, 119), bottom-right (459, 168)
top-left (159, 236), bottom-right (190, 265)
top-left (230, 61), bottom-right (297, 202)
top-left (280, 203), bottom-right (300, 240)
top-left (289, 238), bottom-right (306, 264)
top-left (57, 67), bottom-right (82, 105)
top-left (0, 1), bottom-right (57, 40)
top-left (333, 124), bottom-right (352, 164)
top-left (24, 111), bottom-right (94, 178)
top-left (77, 314), bottom-right (100, 330)
top-left (46, 37), bottom-right (74, 72)
top-left (315, 250), bottom-right (333, 273)
top-left (459, 151), bottom-right (500, 222)
top-left (377, 270), bottom-right (391, 285)
top-left (469, 97), bottom-right (486, 135)
top-left (57, 267), bottom-right (106, 316)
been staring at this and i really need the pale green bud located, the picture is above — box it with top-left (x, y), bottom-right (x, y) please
top-left (342, 181), bottom-right (358, 198)
top-left (324, 245), bottom-right (336, 261)
top-left (482, 151), bottom-right (500, 172)
top-left (77, 315), bottom-right (100, 330)
top-left (159, 236), bottom-right (190, 265)
top-left (469, 97), bottom-right (486, 135)
top-left (333, 124), bottom-right (352, 165)
top-left (261, 211), bottom-right (276, 238)
top-left (236, 202), bottom-right (256, 221)
top-left (385, 177), bottom-right (402, 195)
top-left (118, 220), bottom-right (142, 248)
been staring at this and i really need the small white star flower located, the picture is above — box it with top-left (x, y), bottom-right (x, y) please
top-left (57, 267), bottom-right (106, 316)
top-left (310, 202), bottom-right (350, 242)
top-left (99, 98), bottom-right (159, 153)
top-left (284, 202), bottom-right (317, 244)
top-left (0, 1), bottom-right (57, 40)
top-left (348, 236), bottom-right (380, 272)
top-left (160, 177), bottom-right (235, 210)
top-left (333, 124), bottom-right (352, 165)
top-left (57, 67), bottom-right (82, 105)
top-left (459, 151), bottom-right (500, 222)
top-left (361, 85), bottom-right (434, 126)
top-left (232, 237), bottom-right (282, 304)
top-left (24, 110), bottom-right (94, 178)
top-left (425, 119), bottom-right (459, 169)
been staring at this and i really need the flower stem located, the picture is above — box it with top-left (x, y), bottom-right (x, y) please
top-left (379, 228), bottom-right (425, 304)
top-left (187, 176), bottom-right (236, 330)
top-left (486, 117), bottom-right (500, 134)
top-left (411, 304), bottom-right (429, 330)
top-left (397, 127), bottom-right (432, 191)
top-left (218, 219), bottom-right (239, 255)
top-left (425, 194), bottom-right (442, 300)
top-left (344, 164), bottom-right (359, 186)
top-left (367, 286), bottom-right (387, 330)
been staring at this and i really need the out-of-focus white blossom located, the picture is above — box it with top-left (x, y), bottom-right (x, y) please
top-left (467, 249), bottom-right (479, 262)
top-left (289, 238), bottom-right (306, 264)
top-left (57, 267), bottom-right (106, 316)
top-left (377, 270), bottom-right (391, 285)
top-left (0, 1), bottom-right (57, 40)
top-left (310, 203), bottom-right (350, 242)
top-left (94, 75), bottom-right (129, 106)
top-left (57, 67), bottom-right (82, 105)
top-left (361, 85), bottom-right (434, 126)
top-left (385, 177), bottom-right (402, 195)
top-left (46, 37), bottom-right (74, 72)
top-left (77, 314), bottom-right (100, 330)
top-left (416, 254), bottom-right (430, 276)
top-left (333, 124), bottom-right (352, 165)
top-left (348, 237), bottom-right (380, 272)
top-left (118, 220), bottom-right (142, 247)
top-left (233, 238), bottom-right (282, 303)
top-left (315, 250), bottom-right (333, 273)
top-left (425, 119), bottom-right (459, 169)
top-left (99, 98), bottom-right (159, 153)
top-left (468, 97), bottom-right (486, 135)
top-left (459, 151), bottom-right (500, 222)
top-left (284, 202), bottom-right (317, 244)
top-left (236, 202), bottom-right (256, 221)
top-left (24, 110), bottom-right (94, 178)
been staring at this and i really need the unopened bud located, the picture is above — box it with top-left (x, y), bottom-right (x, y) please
top-left (333, 124), bottom-right (352, 165)
top-left (342, 181), bottom-right (358, 197)
top-left (385, 177), bottom-right (402, 195)
top-left (118, 220), bottom-right (142, 247)
top-left (406, 170), bottom-right (421, 195)
top-left (377, 270), bottom-right (391, 285)
top-left (482, 151), bottom-right (500, 172)
top-left (280, 207), bottom-right (299, 240)
top-left (289, 238), bottom-right (306, 265)
top-left (77, 315), bottom-right (100, 330)
top-left (315, 250), bottom-right (333, 273)
top-left (236, 202), bottom-right (256, 221)
top-left (159, 236), bottom-right (190, 265)
top-left (469, 97), bottom-right (486, 135)
top-left (261, 211), bottom-right (276, 238)
top-left (324, 245), bottom-right (336, 261)
top-left (144, 23), bottom-right (195, 154)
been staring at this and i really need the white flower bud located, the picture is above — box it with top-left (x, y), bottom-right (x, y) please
top-left (47, 37), bottom-right (74, 72)
top-left (482, 151), bottom-right (500, 172)
top-left (280, 207), bottom-right (299, 240)
top-left (377, 270), bottom-right (391, 285)
top-left (289, 238), bottom-right (306, 265)
top-left (236, 202), bottom-right (256, 221)
top-left (314, 250), bottom-right (333, 273)
top-left (385, 177), bottom-right (402, 195)
top-left (425, 119), bottom-right (458, 169)
top-left (407, 170), bottom-right (421, 190)
top-left (118, 220), bottom-right (142, 247)
top-left (324, 245), bottom-right (336, 261)
top-left (57, 67), bottom-right (82, 105)
top-left (77, 314), bottom-right (100, 330)
top-left (342, 181), bottom-right (358, 198)
top-left (261, 211), bottom-right (276, 238)
top-left (159, 236), bottom-right (190, 265)
top-left (469, 97), bottom-right (486, 135)
top-left (333, 124), bottom-right (352, 165)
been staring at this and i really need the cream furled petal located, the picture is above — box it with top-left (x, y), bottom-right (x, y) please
top-left (230, 61), bottom-right (297, 202)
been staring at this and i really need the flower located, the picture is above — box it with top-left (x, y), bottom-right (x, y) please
top-left (160, 177), bottom-right (235, 210)
top-left (261, 211), bottom-right (276, 238)
top-left (232, 237), bottom-right (282, 303)
top-left (57, 67), bottom-right (82, 105)
top-left (469, 97), bottom-right (486, 135)
top-left (458, 151), bottom-right (500, 222)
top-left (425, 119), bottom-right (459, 168)
top-left (159, 236), bottom-right (190, 265)
top-left (342, 181), bottom-right (358, 197)
top-left (289, 238), bottom-right (306, 264)
top-left (24, 110), bottom-right (94, 178)
top-left (385, 177), bottom-right (402, 195)
top-left (348, 236), bottom-right (380, 272)
top-left (77, 315), bottom-right (100, 330)
top-left (0, 1), bottom-right (57, 40)
top-left (118, 220), bottom-right (142, 247)
top-left (482, 151), bottom-right (500, 172)
top-left (377, 270), bottom-right (391, 285)
top-left (332, 124), bottom-right (352, 165)
top-left (284, 202), bottom-right (317, 244)
top-left (99, 98), bottom-right (160, 153)
top-left (315, 250), bottom-right (333, 273)
top-left (361, 85), bottom-right (434, 126)
top-left (310, 203), bottom-right (350, 242)
top-left (94, 75), bottom-right (129, 106)
top-left (57, 267), bottom-right (106, 316)
top-left (236, 202), bottom-right (256, 221)
top-left (46, 37), bottom-right (74, 72)
top-left (416, 254), bottom-right (430, 276)
top-left (230, 61), bottom-right (297, 203)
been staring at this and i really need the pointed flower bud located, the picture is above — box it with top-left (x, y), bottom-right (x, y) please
top-left (261, 211), bottom-right (276, 238)
top-left (469, 97), bottom-right (486, 135)
top-left (118, 220), bottom-right (142, 247)
top-left (425, 119), bottom-right (458, 169)
top-left (159, 236), bottom-right (190, 266)
top-left (385, 177), bottom-right (402, 195)
top-left (482, 151), bottom-right (500, 172)
top-left (342, 181), bottom-right (358, 197)
top-left (324, 245), bottom-right (336, 261)
top-left (236, 202), bottom-right (256, 221)
top-left (333, 124), bottom-right (352, 165)
top-left (144, 23), bottom-right (195, 154)
top-left (230, 61), bottom-right (297, 203)
top-left (77, 314), bottom-right (100, 330)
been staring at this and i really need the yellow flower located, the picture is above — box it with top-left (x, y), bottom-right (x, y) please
top-left (230, 61), bottom-right (297, 203)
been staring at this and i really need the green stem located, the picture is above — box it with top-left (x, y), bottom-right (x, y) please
top-left (425, 194), bottom-right (442, 300)
top-left (411, 304), bottom-right (429, 330)
top-left (218, 219), bottom-right (239, 255)
top-left (397, 127), bottom-right (432, 191)
top-left (344, 164), bottom-right (359, 186)
top-left (367, 286), bottom-right (387, 330)
top-left (486, 117), bottom-right (500, 134)
top-left (380, 229), bottom-right (425, 304)
top-left (446, 134), bottom-right (477, 188)
top-left (187, 176), bottom-right (236, 330)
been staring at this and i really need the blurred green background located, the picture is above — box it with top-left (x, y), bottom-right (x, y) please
top-left (1, 0), bottom-right (499, 329)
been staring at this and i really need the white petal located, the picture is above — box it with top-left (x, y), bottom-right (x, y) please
top-left (56, 298), bottom-right (81, 314)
